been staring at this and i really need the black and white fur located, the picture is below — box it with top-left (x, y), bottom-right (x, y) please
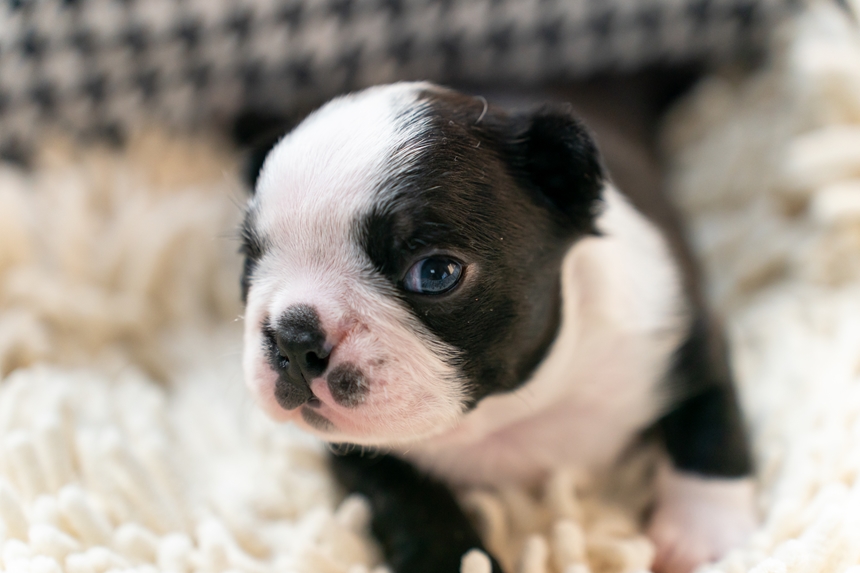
top-left (239, 82), bottom-right (756, 573)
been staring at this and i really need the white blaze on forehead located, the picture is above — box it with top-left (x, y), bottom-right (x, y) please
top-left (252, 82), bottom-right (434, 265)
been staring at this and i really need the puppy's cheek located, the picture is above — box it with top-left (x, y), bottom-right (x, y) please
top-left (648, 465), bottom-right (757, 573)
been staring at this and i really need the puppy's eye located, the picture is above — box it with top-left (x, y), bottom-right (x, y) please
top-left (403, 257), bottom-right (462, 294)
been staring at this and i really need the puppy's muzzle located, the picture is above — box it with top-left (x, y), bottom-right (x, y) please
top-left (272, 304), bottom-right (330, 409)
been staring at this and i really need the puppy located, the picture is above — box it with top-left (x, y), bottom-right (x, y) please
top-left (238, 82), bottom-right (757, 573)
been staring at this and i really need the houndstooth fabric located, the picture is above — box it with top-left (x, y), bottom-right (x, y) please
top-left (0, 0), bottom-right (800, 161)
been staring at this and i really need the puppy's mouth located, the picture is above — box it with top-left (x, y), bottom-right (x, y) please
top-left (281, 385), bottom-right (346, 435)
top-left (299, 402), bottom-right (334, 432)
top-left (263, 378), bottom-right (336, 432)
top-left (262, 359), bottom-right (372, 436)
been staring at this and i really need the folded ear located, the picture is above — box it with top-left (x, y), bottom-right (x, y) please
top-left (507, 105), bottom-right (606, 234)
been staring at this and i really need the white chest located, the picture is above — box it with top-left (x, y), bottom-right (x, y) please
top-left (399, 320), bottom-right (678, 486)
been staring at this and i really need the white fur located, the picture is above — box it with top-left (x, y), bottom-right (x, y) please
top-left (243, 83), bottom-right (471, 445)
top-left (399, 187), bottom-right (689, 486)
top-left (648, 463), bottom-right (757, 573)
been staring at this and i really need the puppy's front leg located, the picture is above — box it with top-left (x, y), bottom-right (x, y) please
top-left (648, 459), bottom-right (756, 573)
top-left (330, 451), bottom-right (502, 573)
top-left (650, 318), bottom-right (757, 573)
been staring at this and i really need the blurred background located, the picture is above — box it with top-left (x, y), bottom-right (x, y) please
top-left (0, 0), bottom-right (805, 163)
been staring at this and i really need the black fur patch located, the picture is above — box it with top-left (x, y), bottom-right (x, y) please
top-left (659, 315), bottom-right (753, 477)
top-left (273, 368), bottom-right (312, 410)
top-left (327, 363), bottom-right (368, 408)
top-left (358, 89), bottom-right (605, 403)
top-left (518, 106), bottom-right (605, 233)
top-left (329, 450), bottom-right (503, 573)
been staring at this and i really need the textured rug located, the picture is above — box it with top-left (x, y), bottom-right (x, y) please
top-left (0, 2), bottom-right (859, 573)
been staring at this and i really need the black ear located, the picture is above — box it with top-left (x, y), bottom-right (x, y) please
top-left (514, 106), bottom-right (605, 234)
top-left (232, 109), bottom-right (301, 191)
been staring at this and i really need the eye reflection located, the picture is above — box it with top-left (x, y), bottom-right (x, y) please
top-left (403, 257), bottom-right (462, 294)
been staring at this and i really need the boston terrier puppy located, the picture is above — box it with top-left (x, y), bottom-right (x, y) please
top-left (238, 82), bottom-right (757, 573)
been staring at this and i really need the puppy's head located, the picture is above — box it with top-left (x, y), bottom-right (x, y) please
top-left (241, 82), bottom-right (604, 446)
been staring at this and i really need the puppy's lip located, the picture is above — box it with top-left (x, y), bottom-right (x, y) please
top-left (309, 378), bottom-right (335, 407)
top-left (306, 396), bottom-right (322, 408)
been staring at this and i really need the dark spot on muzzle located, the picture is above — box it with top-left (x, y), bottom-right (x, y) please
top-left (327, 363), bottom-right (368, 408)
top-left (274, 377), bottom-right (313, 411)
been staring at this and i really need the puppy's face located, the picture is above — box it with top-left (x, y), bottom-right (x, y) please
top-left (241, 83), bottom-right (604, 446)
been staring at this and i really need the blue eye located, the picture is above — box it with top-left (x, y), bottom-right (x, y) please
top-left (404, 257), bottom-right (463, 294)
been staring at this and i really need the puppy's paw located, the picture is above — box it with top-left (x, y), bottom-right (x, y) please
top-left (647, 466), bottom-right (757, 573)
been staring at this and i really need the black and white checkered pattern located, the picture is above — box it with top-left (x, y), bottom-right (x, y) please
top-left (0, 0), bottom-right (800, 160)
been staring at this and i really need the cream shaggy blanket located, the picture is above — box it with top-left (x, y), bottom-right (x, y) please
top-left (1, 3), bottom-right (860, 573)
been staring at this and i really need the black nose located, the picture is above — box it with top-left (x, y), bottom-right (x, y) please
top-left (268, 304), bottom-right (330, 409)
